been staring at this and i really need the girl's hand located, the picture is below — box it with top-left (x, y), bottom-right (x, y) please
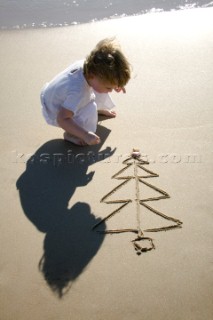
top-left (114, 87), bottom-right (126, 93)
top-left (84, 132), bottom-right (101, 145)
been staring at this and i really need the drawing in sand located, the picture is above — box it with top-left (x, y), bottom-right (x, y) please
top-left (92, 149), bottom-right (183, 255)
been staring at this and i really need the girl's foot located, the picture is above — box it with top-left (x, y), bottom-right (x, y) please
top-left (63, 132), bottom-right (87, 146)
top-left (98, 109), bottom-right (116, 118)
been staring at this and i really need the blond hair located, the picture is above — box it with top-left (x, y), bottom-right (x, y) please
top-left (83, 38), bottom-right (131, 87)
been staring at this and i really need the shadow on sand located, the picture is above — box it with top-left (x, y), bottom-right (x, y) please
top-left (16, 124), bottom-right (115, 298)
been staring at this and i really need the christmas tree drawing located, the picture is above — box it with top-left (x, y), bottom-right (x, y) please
top-left (92, 149), bottom-right (183, 255)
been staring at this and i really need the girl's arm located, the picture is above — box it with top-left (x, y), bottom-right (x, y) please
top-left (57, 107), bottom-right (100, 145)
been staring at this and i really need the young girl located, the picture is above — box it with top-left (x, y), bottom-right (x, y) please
top-left (40, 38), bottom-right (131, 146)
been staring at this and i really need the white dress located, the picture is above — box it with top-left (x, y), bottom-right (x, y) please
top-left (40, 60), bottom-right (115, 133)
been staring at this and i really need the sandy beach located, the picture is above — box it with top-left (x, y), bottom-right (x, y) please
top-left (0, 7), bottom-right (213, 320)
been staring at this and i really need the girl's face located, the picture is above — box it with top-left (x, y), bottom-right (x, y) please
top-left (87, 75), bottom-right (118, 93)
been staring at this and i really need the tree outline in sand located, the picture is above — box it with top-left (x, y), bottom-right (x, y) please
top-left (92, 149), bottom-right (183, 255)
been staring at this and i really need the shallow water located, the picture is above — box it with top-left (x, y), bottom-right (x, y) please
top-left (0, 0), bottom-right (213, 30)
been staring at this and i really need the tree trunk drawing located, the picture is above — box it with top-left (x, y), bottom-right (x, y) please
top-left (92, 149), bottom-right (183, 255)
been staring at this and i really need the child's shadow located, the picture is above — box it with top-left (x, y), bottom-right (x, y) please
top-left (16, 125), bottom-right (115, 298)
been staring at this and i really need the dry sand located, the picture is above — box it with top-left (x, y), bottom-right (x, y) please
top-left (0, 7), bottom-right (213, 320)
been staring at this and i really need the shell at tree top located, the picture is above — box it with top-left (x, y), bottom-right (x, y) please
top-left (132, 148), bottom-right (141, 158)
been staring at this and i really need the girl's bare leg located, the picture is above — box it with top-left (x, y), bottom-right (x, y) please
top-left (63, 132), bottom-right (87, 146)
top-left (98, 109), bottom-right (116, 117)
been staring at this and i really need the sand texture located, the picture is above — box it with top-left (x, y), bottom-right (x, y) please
top-left (0, 7), bottom-right (213, 320)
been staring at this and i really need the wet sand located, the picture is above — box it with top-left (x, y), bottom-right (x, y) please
top-left (1, 0), bottom-right (212, 29)
top-left (0, 7), bottom-right (213, 320)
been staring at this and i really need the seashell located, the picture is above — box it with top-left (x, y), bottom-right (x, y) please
top-left (132, 148), bottom-right (141, 158)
